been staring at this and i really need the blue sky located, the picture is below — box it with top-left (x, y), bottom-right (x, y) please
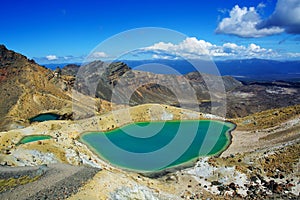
top-left (1, 0), bottom-right (299, 63)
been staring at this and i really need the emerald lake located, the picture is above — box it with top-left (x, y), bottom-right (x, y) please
top-left (18, 135), bottom-right (52, 144)
top-left (80, 120), bottom-right (235, 172)
top-left (29, 113), bottom-right (60, 123)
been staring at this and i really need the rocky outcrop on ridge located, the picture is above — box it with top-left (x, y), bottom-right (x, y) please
top-left (74, 61), bottom-right (242, 115)
top-left (73, 60), bottom-right (300, 118)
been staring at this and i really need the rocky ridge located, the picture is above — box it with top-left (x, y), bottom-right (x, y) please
top-left (72, 60), bottom-right (300, 118)
top-left (0, 45), bottom-right (104, 131)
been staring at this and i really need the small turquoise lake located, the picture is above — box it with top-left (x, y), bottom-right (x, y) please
top-left (29, 113), bottom-right (60, 123)
top-left (80, 120), bottom-right (235, 172)
top-left (18, 135), bottom-right (52, 144)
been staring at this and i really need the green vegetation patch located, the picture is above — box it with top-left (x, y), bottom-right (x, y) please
top-left (0, 175), bottom-right (41, 193)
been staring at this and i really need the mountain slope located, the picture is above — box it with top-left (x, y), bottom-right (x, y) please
top-left (0, 45), bottom-right (101, 131)
top-left (122, 59), bottom-right (300, 81)
top-left (1, 45), bottom-right (299, 128)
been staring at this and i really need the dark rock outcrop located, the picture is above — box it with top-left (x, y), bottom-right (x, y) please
top-left (61, 64), bottom-right (80, 76)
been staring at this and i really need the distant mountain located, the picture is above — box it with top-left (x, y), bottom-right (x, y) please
top-left (216, 59), bottom-right (300, 81)
top-left (43, 58), bottom-right (300, 81)
top-left (43, 63), bottom-right (82, 70)
top-left (121, 59), bottom-right (300, 81)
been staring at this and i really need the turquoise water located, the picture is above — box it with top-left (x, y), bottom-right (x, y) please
top-left (29, 113), bottom-right (60, 123)
top-left (81, 120), bottom-right (235, 172)
top-left (18, 135), bottom-right (52, 144)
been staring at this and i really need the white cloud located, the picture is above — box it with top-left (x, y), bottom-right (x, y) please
top-left (63, 56), bottom-right (73, 60)
top-left (152, 54), bottom-right (176, 60)
top-left (89, 51), bottom-right (108, 59)
top-left (257, 3), bottom-right (266, 9)
top-left (216, 5), bottom-right (284, 37)
top-left (258, 0), bottom-right (300, 34)
top-left (286, 52), bottom-right (300, 58)
top-left (140, 37), bottom-right (282, 60)
top-left (218, 8), bottom-right (229, 14)
top-left (46, 55), bottom-right (58, 61)
top-left (144, 37), bottom-right (214, 58)
top-left (34, 55), bottom-right (84, 64)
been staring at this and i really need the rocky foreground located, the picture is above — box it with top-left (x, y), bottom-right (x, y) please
top-left (0, 164), bottom-right (99, 200)
top-left (0, 104), bottom-right (299, 199)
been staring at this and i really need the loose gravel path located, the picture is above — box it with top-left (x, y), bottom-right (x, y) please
top-left (0, 164), bottom-right (100, 200)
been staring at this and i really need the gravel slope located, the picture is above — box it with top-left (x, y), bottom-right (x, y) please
top-left (0, 164), bottom-right (100, 200)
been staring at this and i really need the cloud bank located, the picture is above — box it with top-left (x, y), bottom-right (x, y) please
top-left (216, 0), bottom-right (300, 37)
top-left (140, 37), bottom-right (279, 60)
top-left (89, 51), bottom-right (108, 59)
top-left (36, 37), bottom-right (300, 64)
top-left (46, 55), bottom-right (58, 61)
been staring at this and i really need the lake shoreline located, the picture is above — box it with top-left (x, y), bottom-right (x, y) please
top-left (79, 119), bottom-right (236, 176)
top-left (16, 135), bottom-right (53, 145)
top-left (142, 120), bottom-right (237, 177)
